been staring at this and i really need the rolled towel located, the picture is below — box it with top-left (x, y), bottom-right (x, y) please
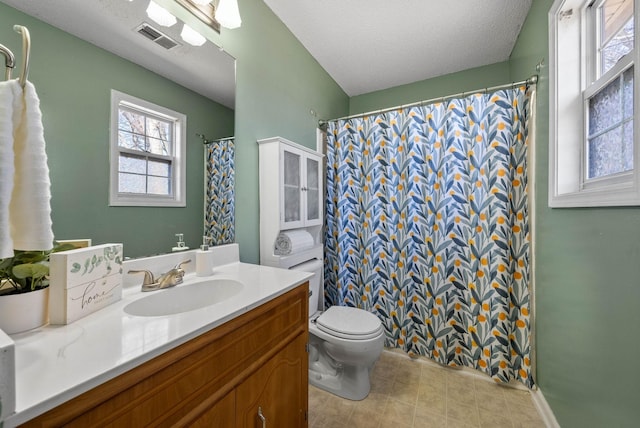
top-left (274, 230), bottom-right (314, 255)
top-left (9, 81), bottom-right (54, 251)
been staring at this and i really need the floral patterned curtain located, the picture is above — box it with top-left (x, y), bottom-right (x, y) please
top-left (324, 86), bottom-right (534, 387)
top-left (205, 138), bottom-right (235, 245)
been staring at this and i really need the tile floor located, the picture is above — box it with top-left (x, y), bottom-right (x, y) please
top-left (309, 350), bottom-right (547, 428)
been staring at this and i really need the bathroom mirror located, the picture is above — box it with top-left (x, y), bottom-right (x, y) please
top-left (0, 0), bottom-right (236, 258)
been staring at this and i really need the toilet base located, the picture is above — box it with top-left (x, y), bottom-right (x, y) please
top-left (308, 352), bottom-right (375, 401)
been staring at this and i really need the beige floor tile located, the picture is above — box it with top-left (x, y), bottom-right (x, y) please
top-left (503, 388), bottom-right (536, 410)
top-left (420, 364), bottom-right (447, 387)
top-left (348, 405), bottom-right (382, 428)
top-left (509, 403), bottom-right (546, 427)
top-left (447, 381), bottom-right (478, 407)
top-left (378, 398), bottom-right (416, 427)
top-left (391, 379), bottom-right (420, 405)
top-left (322, 394), bottom-right (356, 420)
top-left (370, 374), bottom-right (395, 395)
top-left (308, 350), bottom-right (546, 428)
top-left (479, 407), bottom-right (514, 428)
top-left (447, 402), bottom-right (481, 427)
top-left (476, 389), bottom-right (508, 413)
top-left (416, 392), bottom-right (446, 417)
top-left (414, 406), bottom-right (447, 427)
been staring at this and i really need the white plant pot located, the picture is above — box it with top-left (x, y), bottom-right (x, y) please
top-left (0, 287), bottom-right (49, 335)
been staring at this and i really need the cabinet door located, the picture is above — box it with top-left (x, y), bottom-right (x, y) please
top-left (187, 391), bottom-right (236, 427)
top-left (280, 146), bottom-right (304, 229)
top-left (236, 333), bottom-right (308, 428)
top-left (304, 154), bottom-right (323, 226)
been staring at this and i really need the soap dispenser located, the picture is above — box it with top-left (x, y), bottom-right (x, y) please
top-left (196, 236), bottom-right (213, 277)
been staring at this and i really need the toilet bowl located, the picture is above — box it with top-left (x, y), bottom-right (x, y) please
top-left (289, 258), bottom-right (385, 401)
top-left (308, 306), bottom-right (385, 400)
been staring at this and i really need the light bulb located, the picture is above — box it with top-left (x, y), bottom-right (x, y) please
top-left (181, 24), bottom-right (206, 46)
top-left (216, 0), bottom-right (241, 29)
top-left (146, 0), bottom-right (177, 27)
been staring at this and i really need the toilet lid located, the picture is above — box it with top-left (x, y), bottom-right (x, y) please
top-left (315, 306), bottom-right (383, 340)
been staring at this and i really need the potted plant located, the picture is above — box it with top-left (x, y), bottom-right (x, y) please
top-left (0, 242), bottom-right (76, 334)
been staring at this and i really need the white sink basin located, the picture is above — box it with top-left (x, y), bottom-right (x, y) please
top-left (124, 279), bottom-right (244, 317)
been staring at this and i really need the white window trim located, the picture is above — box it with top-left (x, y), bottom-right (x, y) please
top-left (549, 0), bottom-right (640, 207)
top-left (109, 90), bottom-right (187, 207)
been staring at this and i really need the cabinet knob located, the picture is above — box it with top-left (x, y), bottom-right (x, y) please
top-left (258, 406), bottom-right (267, 427)
top-left (301, 186), bottom-right (307, 191)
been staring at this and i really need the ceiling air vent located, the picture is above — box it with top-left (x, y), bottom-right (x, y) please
top-left (135, 22), bottom-right (180, 50)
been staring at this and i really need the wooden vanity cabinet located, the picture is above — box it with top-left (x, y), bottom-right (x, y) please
top-left (21, 283), bottom-right (309, 428)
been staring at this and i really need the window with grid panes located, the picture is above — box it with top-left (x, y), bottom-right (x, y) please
top-left (550, 0), bottom-right (640, 206)
top-left (109, 90), bottom-right (186, 207)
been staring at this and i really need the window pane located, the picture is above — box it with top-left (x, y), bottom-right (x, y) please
top-left (589, 76), bottom-right (622, 135)
top-left (147, 176), bottom-right (170, 195)
top-left (307, 158), bottom-right (319, 189)
top-left (146, 117), bottom-right (171, 141)
top-left (284, 186), bottom-right (301, 222)
top-left (588, 126), bottom-right (632, 178)
top-left (119, 110), bottom-right (145, 134)
top-left (600, 0), bottom-right (634, 75)
top-left (119, 154), bottom-right (146, 174)
top-left (148, 159), bottom-right (170, 177)
top-left (148, 137), bottom-right (170, 156)
top-left (307, 188), bottom-right (319, 220)
top-left (118, 131), bottom-right (146, 151)
top-left (119, 172), bottom-right (146, 193)
top-left (284, 151), bottom-right (300, 187)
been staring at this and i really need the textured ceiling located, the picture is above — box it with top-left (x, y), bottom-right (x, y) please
top-left (1, 0), bottom-right (236, 108)
top-left (263, 0), bottom-right (533, 96)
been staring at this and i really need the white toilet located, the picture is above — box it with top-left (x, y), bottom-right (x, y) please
top-left (292, 259), bottom-right (385, 401)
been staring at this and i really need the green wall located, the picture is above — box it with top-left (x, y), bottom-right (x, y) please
top-left (0, 2), bottom-right (234, 258)
top-left (349, 61), bottom-right (511, 115)
top-left (510, 1), bottom-right (640, 427)
top-left (212, 0), bottom-right (350, 263)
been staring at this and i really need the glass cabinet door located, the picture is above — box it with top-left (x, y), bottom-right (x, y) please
top-left (305, 156), bottom-right (321, 224)
top-left (282, 148), bottom-right (302, 227)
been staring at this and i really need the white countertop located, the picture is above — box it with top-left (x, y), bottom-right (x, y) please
top-left (3, 258), bottom-right (312, 427)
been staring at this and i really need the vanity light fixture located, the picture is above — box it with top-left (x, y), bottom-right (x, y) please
top-left (216, 0), bottom-right (242, 29)
top-left (146, 0), bottom-right (177, 27)
top-left (180, 24), bottom-right (207, 46)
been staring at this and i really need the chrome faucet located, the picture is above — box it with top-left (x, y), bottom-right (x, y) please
top-left (128, 259), bottom-right (191, 292)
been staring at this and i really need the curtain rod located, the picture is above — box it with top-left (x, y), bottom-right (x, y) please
top-left (318, 74), bottom-right (538, 128)
top-left (197, 133), bottom-right (235, 144)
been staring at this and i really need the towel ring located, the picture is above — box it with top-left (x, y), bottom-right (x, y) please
top-left (0, 42), bottom-right (14, 81)
top-left (13, 25), bottom-right (30, 88)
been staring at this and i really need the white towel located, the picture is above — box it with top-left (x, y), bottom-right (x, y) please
top-left (0, 81), bottom-right (16, 258)
top-left (6, 80), bottom-right (53, 253)
top-left (274, 230), bottom-right (314, 255)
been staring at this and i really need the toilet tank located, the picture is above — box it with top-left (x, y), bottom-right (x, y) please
top-left (289, 258), bottom-right (323, 316)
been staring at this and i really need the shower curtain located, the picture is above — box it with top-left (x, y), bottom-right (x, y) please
top-left (324, 86), bottom-right (534, 387)
top-left (204, 138), bottom-right (235, 245)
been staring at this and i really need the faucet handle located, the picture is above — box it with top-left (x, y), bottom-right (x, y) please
top-left (176, 259), bottom-right (192, 271)
top-left (128, 269), bottom-right (155, 285)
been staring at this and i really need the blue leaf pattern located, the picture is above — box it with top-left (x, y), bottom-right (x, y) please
top-left (324, 87), bottom-right (534, 387)
top-left (205, 139), bottom-right (235, 245)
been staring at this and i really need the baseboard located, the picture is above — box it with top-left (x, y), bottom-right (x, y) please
top-left (531, 387), bottom-right (561, 428)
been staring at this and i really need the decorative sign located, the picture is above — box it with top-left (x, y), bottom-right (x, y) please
top-left (49, 244), bottom-right (123, 325)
